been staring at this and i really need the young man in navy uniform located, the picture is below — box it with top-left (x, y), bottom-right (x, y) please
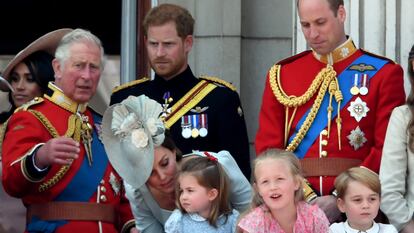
top-left (256, 0), bottom-right (405, 223)
top-left (110, 4), bottom-right (251, 179)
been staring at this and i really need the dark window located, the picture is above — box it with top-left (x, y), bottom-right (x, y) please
top-left (0, 0), bottom-right (121, 55)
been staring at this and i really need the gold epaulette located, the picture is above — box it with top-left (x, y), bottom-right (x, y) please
top-left (199, 76), bottom-right (237, 92)
top-left (111, 77), bottom-right (150, 94)
top-left (15, 97), bottom-right (44, 112)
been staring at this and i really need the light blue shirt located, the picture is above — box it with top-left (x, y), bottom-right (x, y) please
top-left (164, 209), bottom-right (239, 233)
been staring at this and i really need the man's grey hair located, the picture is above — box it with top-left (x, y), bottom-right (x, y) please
top-left (54, 28), bottom-right (106, 71)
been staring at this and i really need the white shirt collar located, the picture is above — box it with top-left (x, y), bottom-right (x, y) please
top-left (344, 220), bottom-right (379, 233)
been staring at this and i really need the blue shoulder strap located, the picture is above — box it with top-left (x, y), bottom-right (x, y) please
top-left (55, 112), bottom-right (109, 201)
top-left (289, 54), bottom-right (388, 158)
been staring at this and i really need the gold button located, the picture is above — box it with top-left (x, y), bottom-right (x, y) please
top-left (100, 195), bottom-right (107, 202)
top-left (321, 151), bottom-right (328, 157)
top-left (321, 129), bottom-right (328, 136)
top-left (321, 140), bottom-right (328, 146)
top-left (100, 186), bottom-right (106, 193)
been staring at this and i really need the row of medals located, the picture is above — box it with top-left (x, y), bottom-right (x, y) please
top-left (161, 92), bottom-right (209, 139)
top-left (181, 114), bottom-right (208, 139)
top-left (346, 73), bottom-right (370, 150)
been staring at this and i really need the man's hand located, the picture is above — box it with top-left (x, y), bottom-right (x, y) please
top-left (311, 195), bottom-right (342, 223)
top-left (129, 227), bottom-right (139, 233)
top-left (35, 137), bottom-right (80, 168)
top-left (401, 220), bottom-right (414, 233)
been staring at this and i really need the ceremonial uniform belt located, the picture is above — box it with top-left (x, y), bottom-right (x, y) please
top-left (27, 202), bottom-right (116, 223)
top-left (300, 158), bottom-right (362, 177)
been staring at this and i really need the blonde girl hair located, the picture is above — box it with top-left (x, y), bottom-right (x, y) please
top-left (251, 149), bottom-right (304, 208)
top-left (334, 167), bottom-right (381, 199)
top-left (176, 155), bottom-right (232, 227)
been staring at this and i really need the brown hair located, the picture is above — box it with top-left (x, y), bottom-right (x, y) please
top-left (334, 167), bottom-right (381, 199)
top-left (297, 0), bottom-right (344, 16)
top-left (176, 155), bottom-right (231, 227)
top-left (407, 44), bottom-right (414, 152)
top-left (251, 149), bottom-right (304, 208)
top-left (143, 3), bottom-right (195, 39)
top-left (161, 129), bottom-right (182, 161)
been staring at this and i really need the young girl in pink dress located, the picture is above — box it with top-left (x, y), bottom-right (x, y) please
top-left (238, 149), bottom-right (329, 233)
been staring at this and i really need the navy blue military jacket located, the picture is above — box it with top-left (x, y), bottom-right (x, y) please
top-left (110, 66), bottom-right (251, 179)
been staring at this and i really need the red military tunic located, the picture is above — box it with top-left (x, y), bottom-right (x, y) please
top-left (1, 84), bottom-right (134, 233)
top-left (255, 38), bottom-right (405, 195)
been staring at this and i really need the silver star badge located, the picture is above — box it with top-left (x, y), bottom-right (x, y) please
top-left (347, 97), bottom-right (369, 122)
top-left (347, 126), bottom-right (367, 150)
top-left (109, 172), bottom-right (121, 195)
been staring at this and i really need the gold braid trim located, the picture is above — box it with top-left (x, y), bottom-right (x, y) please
top-left (269, 65), bottom-right (326, 107)
top-left (165, 81), bottom-right (217, 129)
top-left (199, 76), bottom-right (237, 91)
top-left (269, 64), bottom-right (337, 152)
top-left (28, 110), bottom-right (79, 192)
top-left (28, 110), bottom-right (60, 138)
top-left (111, 77), bottom-right (150, 94)
top-left (269, 64), bottom-right (337, 200)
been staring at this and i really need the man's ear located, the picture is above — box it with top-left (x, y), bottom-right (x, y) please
top-left (208, 188), bottom-right (218, 201)
top-left (183, 35), bottom-right (193, 53)
top-left (337, 5), bottom-right (346, 23)
top-left (52, 58), bottom-right (61, 82)
top-left (337, 198), bottom-right (346, 213)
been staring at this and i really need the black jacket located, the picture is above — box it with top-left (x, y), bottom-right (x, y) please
top-left (110, 66), bottom-right (251, 179)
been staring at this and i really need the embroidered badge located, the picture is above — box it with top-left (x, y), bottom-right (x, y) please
top-left (12, 125), bottom-right (25, 131)
top-left (347, 126), bottom-right (367, 150)
top-left (190, 106), bottom-right (208, 114)
top-left (347, 97), bottom-right (369, 122)
top-left (348, 63), bottom-right (376, 72)
top-left (109, 172), bottom-right (121, 195)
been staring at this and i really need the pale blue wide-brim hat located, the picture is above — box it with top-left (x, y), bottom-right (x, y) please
top-left (102, 95), bottom-right (165, 188)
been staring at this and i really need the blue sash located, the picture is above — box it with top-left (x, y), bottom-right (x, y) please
top-left (55, 113), bottom-right (108, 201)
top-left (288, 54), bottom-right (388, 158)
top-left (28, 113), bottom-right (109, 232)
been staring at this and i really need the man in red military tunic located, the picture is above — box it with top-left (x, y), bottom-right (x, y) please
top-left (1, 29), bottom-right (136, 233)
top-left (255, 0), bottom-right (405, 222)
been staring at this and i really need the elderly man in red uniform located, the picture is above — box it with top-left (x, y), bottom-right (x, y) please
top-left (1, 29), bottom-right (136, 233)
top-left (255, 0), bottom-right (405, 223)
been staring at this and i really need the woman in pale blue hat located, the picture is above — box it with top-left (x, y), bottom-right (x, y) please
top-left (102, 95), bottom-right (252, 233)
